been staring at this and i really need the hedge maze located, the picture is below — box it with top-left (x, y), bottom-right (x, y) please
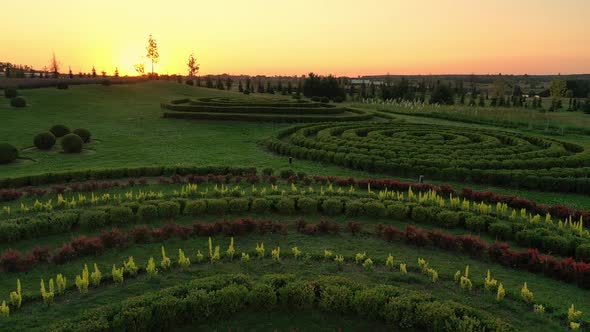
top-left (161, 97), bottom-right (374, 122)
top-left (264, 122), bottom-right (590, 193)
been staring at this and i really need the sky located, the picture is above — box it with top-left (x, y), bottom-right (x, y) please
top-left (2, 0), bottom-right (589, 76)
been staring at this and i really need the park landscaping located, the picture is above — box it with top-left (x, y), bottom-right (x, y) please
top-left (0, 81), bottom-right (589, 331)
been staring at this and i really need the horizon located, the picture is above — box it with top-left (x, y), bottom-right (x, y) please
top-left (2, 0), bottom-right (589, 76)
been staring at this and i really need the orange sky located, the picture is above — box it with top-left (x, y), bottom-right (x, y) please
top-left (2, 0), bottom-right (589, 76)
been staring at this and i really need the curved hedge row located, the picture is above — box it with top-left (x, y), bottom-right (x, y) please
top-left (49, 274), bottom-right (511, 332)
top-left (264, 122), bottom-right (590, 194)
top-left (161, 98), bottom-right (374, 122)
top-left (0, 165), bottom-right (256, 189)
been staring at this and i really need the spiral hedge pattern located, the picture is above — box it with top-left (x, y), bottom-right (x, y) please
top-left (161, 97), bottom-right (374, 122)
top-left (264, 122), bottom-right (590, 193)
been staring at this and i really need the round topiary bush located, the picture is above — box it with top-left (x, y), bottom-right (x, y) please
top-left (33, 131), bottom-right (57, 150)
top-left (4, 88), bottom-right (18, 99)
top-left (61, 133), bottom-right (83, 153)
top-left (0, 143), bottom-right (18, 164)
top-left (50, 124), bottom-right (71, 138)
top-left (73, 128), bottom-right (91, 143)
top-left (10, 97), bottom-right (26, 108)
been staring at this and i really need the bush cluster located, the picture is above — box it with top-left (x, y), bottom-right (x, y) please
top-left (33, 132), bottom-right (57, 150)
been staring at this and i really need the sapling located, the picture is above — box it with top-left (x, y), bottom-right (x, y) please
top-left (496, 283), bottom-right (506, 302)
top-left (161, 246), bottom-right (171, 270)
top-left (0, 301), bottom-right (8, 318)
top-left (355, 252), bottom-right (366, 264)
top-left (112, 265), bottom-right (124, 284)
top-left (75, 265), bottom-right (89, 293)
top-left (362, 258), bottom-right (374, 271)
top-left (146, 258), bottom-right (158, 278)
top-left (91, 263), bottom-right (102, 286)
top-left (386, 254), bottom-right (395, 271)
top-left (241, 252), bottom-right (250, 263)
top-left (226, 237), bottom-right (235, 260)
top-left (271, 247), bottom-right (281, 262)
top-left (291, 247), bottom-right (301, 259)
top-left (400, 263), bottom-right (407, 275)
top-left (124, 256), bottom-right (138, 275)
top-left (178, 249), bottom-right (191, 268)
top-left (40, 279), bottom-right (55, 306)
top-left (196, 250), bottom-right (204, 263)
top-left (521, 282), bottom-right (534, 303)
top-left (324, 249), bottom-right (333, 260)
top-left (56, 274), bottom-right (67, 295)
top-left (9, 279), bottom-right (22, 309)
top-left (256, 243), bottom-right (265, 259)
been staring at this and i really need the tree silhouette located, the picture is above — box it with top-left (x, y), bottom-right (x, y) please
top-left (146, 34), bottom-right (160, 76)
top-left (92, 66), bottom-right (97, 77)
top-left (187, 53), bottom-right (199, 78)
top-left (134, 63), bottom-right (145, 76)
top-left (114, 67), bottom-right (119, 78)
top-left (49, 53), bottom-right (60, 78)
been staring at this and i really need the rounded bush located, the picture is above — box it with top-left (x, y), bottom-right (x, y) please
top-left (10, 97), bottom-right (26, 108)
top-left (275, 197), bottom-right (296, 214)
top-left (435, 210), bottom-right (461, 228)
top-left (279, 168), bottom-right (295, 179)
top-left (333, 96), bottom-right (344, 103)
top-left (228, 198), bottom-right (250, 213)
top-left (464, 215), bottom-right (488, 232)
top-left (387, 202), bottom-right (408, 220)
top-left (251, 198), bottom-right (271, 213)
top-left (488, 222), bottom-right (512, 240)
top-left (33, 132), bottom-right (57, 150)
top-left (158, 201), bottom-right (181, 219)
top-left (0, 143), bottom-right (18, 164)
top-left (184, 200), bottom-right (207, 216)
top-left (79, 210), bottom-right (107, 229)
top-left (4, 87), bottom-right (17, 99)
top-left (410, 206), bottom-right (431, 223)
top-left (73, 128), bottom-right (92, 143)
top-left (137, 204), bottom-right (158, 221)
top-left (60, 133), bottom-right (83, 153)
top-left (576, 243), bottom-right (590, 262)
top-left (206, 199), bottom-right (228, 214)
top-left (345, 200), bottom-right (364, 216)
top-left (320, 97), bottom-right (330, 103)
top-left (50, 124), bottom-right (71, 138)
top-left (297, 197), bottom-right (318, 214)
top-left (56, 82), bottom-right (69, 90)
top-left (363, 201), bottom-right (386, 218)
top-left (321, 198), bottom-right (343, 216)
top-left (108, 206), bottom-right (134, 224)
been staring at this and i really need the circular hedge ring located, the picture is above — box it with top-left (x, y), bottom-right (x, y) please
top-left (73, 128), bottom-right (91, 143)
top-left (0, 143), bottom-right (18, 164)
top-left (61, 133), bottom-right (84, 153)
top-left (50, 124), bottom-right (71, 138)
top-left (33, 132), bottom-right (57, 150)
top-left (264, 122), bottom-right (590, 194)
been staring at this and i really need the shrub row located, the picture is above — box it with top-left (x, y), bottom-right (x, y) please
top-left (0, 165), bottom-right (257, 189)
top-left (375, 224), bottom-right (590, 288)
top-left (162, 109), bottom-right (373, 123)
top-left (49, 274), bottom-right (510, 332)
top-left (0, 218), bottom-right (286, 272)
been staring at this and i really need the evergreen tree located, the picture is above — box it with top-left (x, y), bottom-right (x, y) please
top-left (92, 66), bottom-right (97, 77)
top-left (68, 67), bottom-right (74, 79)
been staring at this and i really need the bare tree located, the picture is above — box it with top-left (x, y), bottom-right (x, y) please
top-left (49, 53), bottom-right (60, 78)
top-left (146, 34), bottom-right (159, 76)
top-left (187, 53), bottom-right (199, 78)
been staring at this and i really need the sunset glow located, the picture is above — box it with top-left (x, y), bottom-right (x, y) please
top-left (2, 0), bottom-right (589, 76)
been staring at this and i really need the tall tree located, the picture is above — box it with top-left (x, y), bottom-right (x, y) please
top-left (187, 53), bottom-right (199, 78)
top-left (92, 66), bottom-right (97, 77)
top-left (146, 34), bottom-right (160, 76)
top-left (49, 53), bottom-right (60, 78)
top-left (549, 76), bottom-right (567, 105)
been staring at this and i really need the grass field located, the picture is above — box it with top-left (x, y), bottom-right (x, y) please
top-left (1, 81), bottom-right (589, 331)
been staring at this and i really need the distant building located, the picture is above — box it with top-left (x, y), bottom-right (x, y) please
top-left (350, 79), bottom-right (384, 85)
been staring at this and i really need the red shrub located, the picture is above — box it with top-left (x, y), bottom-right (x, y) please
top-left (428, 230), bottom-right (458, 251)
top-left (318, 219), bottom-right (340, 234)
top-left (0, 249), bottom-right (24, 272)
top-left (456, 235), bottom-right (486, 257)
top-left (381, 225), bottom-right (403, 242)
top-left (0, 189), bottom-right (23, 202)
top-left (346, 221), bottom-right (362, 235)
top-left (130, 225), bottom-right (152, 243)
top-left (193, 222), bottom-right (216, 236)
top-left (30, 245), bottom-right (51, 263)
top-left (100, 228), bottom-right (128, 247)
top-left (52, 244), bottom-right (77, 264)
top-left (51, 185), bottom-right (67, 194)
top-left (404, 225), bottom-right (430, 246)
top-left (70, 236), bottom-right (104, 255)
top-left (295, 219), bottom-right (307, 232)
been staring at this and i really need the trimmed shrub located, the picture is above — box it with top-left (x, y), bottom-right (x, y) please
top-left (319, 285), bottom-right (353, 313)
top-left (184, 200), bottom-right (207, 216)
top-left (297, 197), bottom-right (318, 214)
top-left (489, 222), bottom-right (512, 240)
top-left (279, 168), bottom-right (295, 179)
top-left (79, 210), bottom-right (108, 229)
top-left (576, 243), bottom-right (590, 262)
top-left (248, 284), bottom-right (277, 310)
top-left (137, 204), bottom-right (158, 221)
top-left (73, 128), bottom-right (91, 143)
top-left (251, 198), bottom-right (271, 213)
top-left (61, 133), bottom-right (83, 153)
top-left (464, 215), bottom-right (489, 232)
top-left (387, 202), bottom-right (408, 220)
top-left (56, 82), bottom-right (69, 90)
top-left (261, 167), bottom-right (274, 176)
top-left (228, 198), bottom-right (249, 213)
top-left (363, 201), bottom-right (386, 218)
top-left (207, 199), bottom-right (228, 214)
top-left (158, 201), bottom-right (181, 219)
top-left (435, 210), bottom-right (461, 228)
top-left (410, 206), bottom-right (431, 223)
top-left (543, 235), bottom-right (572, 255)
top-left (322, 198), bottom-right (343, 215)
top-left (4, 87), bottom-right (17, 99)
top-left (0, 143), bottom-right (18, 164)
top-left (50, 124), bottom-right (71, 138)
top-left (345, 200), bottom-right (364, 216)
top-left (10, 97), bottom-right (26, 108)
top-left (108, 207), bottom-right (134, 224)
top-left (275, 197), bottom-right (296, 214)
top-left (34, 132), bottom-right (57, 150)
top-left (278, 281), bottom-right (315, 308)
